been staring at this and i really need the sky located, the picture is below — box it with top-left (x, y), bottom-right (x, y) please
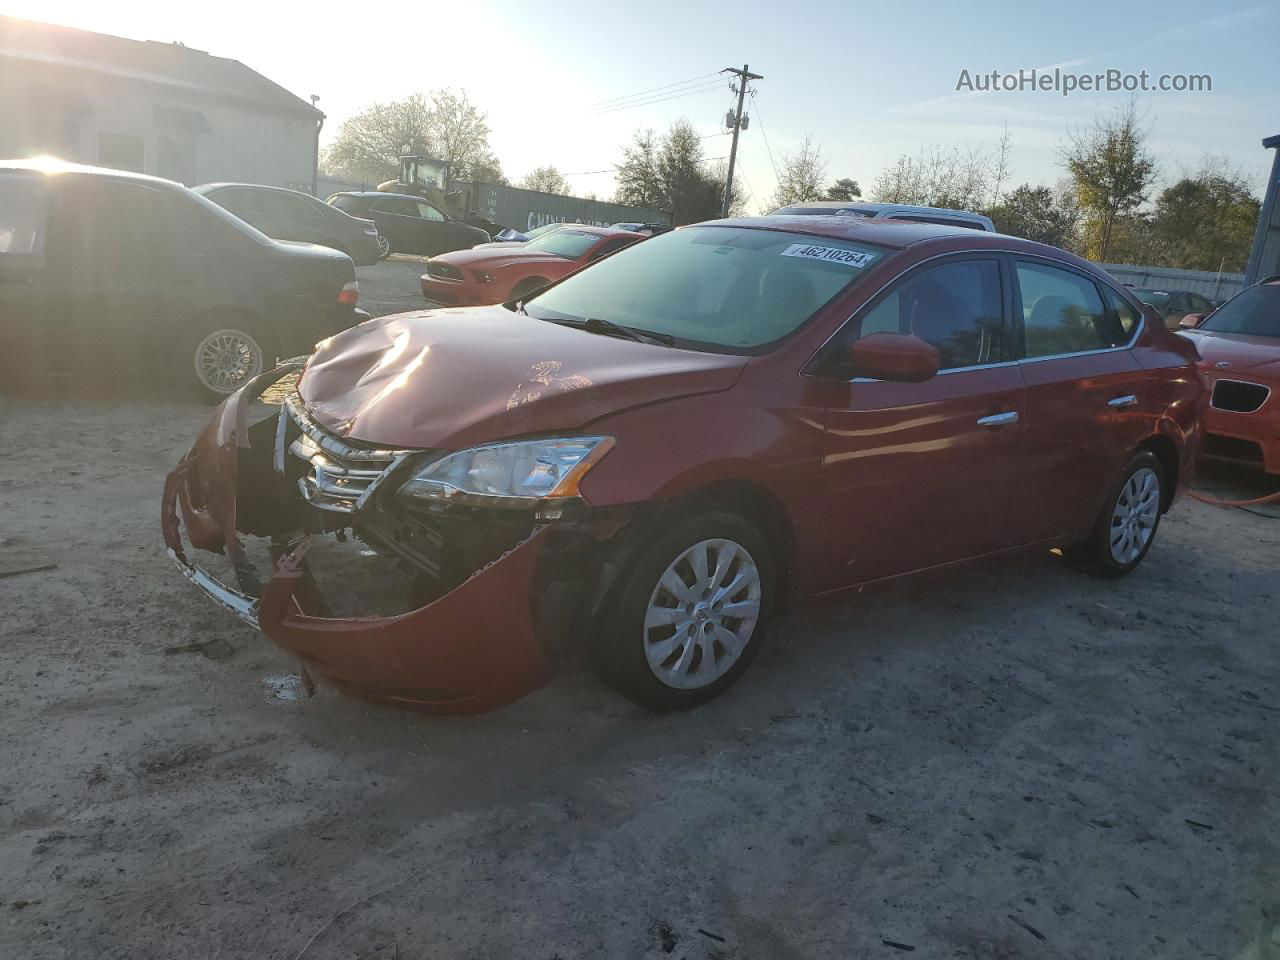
top-left (4, 0), bottom-right (1278, 212)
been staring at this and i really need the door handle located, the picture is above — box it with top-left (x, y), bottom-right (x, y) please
top-left (1108, 395), bottom-right (1139, 408)
top-left (976, 411), bottom-right (1019, 427)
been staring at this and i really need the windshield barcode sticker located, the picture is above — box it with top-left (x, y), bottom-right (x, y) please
top-left (781, 243), bottom-right (874, 267)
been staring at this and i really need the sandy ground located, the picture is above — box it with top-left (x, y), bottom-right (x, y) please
top-left (2, 276), bottom-right (1279, 959)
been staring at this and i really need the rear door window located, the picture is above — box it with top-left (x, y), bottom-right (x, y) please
top-left (0, 174), bottom-right (50, 267)
top-left (1016, 261), bottom-right (1126, 357)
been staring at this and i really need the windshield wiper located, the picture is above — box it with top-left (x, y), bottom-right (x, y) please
top-left (543, 315), bottom-right (674, 347)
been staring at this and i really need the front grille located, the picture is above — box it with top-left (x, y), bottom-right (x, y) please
top-left (1211, 379), bottom-right (1271, 413)
top-left (280, 395), bottom-right (419, 513)
top-left (425, 261), bottom-right (463, 282)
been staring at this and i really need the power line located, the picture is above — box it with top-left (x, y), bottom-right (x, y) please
top-left (592, 79), bottom-right (726, 115)
top-left (748, 91), bottom-right (781, 184)
top-left (589, 72), bottom-right (720, 109)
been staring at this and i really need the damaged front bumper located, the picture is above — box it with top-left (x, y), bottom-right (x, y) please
top-left (161, 363), bottom-right (617, 713)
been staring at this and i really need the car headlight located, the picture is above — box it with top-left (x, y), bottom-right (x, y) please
top-left (398, 436), bottom-right (615, 509)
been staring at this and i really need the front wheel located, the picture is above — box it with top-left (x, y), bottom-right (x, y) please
top-left (375, 233), bottom-right (392, 260)
top-left (1072, 451), bottom-right (1164, 578)
top-left (596, 510), bottom-right (774, 710)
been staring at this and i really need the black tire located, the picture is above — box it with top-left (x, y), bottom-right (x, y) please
top-left (511, 277), bottom-right (548, 302)
top-left (175, 317), bottom-right (275, 404)
top-left (1070, 450), bottom-right (1165, 579)
top-left (595, 510), bottom-right (775, 711)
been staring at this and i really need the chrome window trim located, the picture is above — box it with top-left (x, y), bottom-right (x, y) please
top-left (804, 247), bottom-right (1146, 381)
top-left (1209, 378), bottom-right (1272, 414)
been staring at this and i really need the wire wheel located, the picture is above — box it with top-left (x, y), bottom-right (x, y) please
top-left (643, 538), bottom-right (762, 690)
top-left (1109, 466), bottom-right (1161, 565)
top-left (193, 328), bottom-right (264, 395)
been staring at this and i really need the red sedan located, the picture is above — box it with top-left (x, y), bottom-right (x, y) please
top-left (420, 224), bottom-right (644, 306)
top-left (1179, 277), bottom-right (1280, 475)
top-left (163, 216), bottom-right (1203, 714)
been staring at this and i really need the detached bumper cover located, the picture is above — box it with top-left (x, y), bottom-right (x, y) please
top-left (160, 364), bottom-right (556, 713)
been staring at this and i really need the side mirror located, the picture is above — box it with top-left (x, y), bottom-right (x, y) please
top-left (849, 333), bottom-right (940, 382)
top-left (1179, 313), bottom-right (1205, 329)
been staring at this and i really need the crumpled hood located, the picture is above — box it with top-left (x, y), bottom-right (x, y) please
top-left (435, 246), bottom-right (572, 271)
top-left (1186, 330), bottom-right (1280, 379)
top-left (296, 307), bottom-right (749, 449)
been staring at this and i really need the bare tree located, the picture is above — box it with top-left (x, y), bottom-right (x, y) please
top-left (772, 135), bottom-right (827, 208)
top-left (871, 141), bottom-right (1011, 212)
top-left (323, 90), bottom-right (505, 185)
top-left (1058, 100), bottom-right (1156, 261)
top-left (519, 166), bottom-right (571, 195)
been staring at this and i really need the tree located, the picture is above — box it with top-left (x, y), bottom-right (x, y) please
top-left (1150, 160), bottom-right (1260, 272)
top-left (987, 182), bottom-right (1080, 249)
top-left (871, 143), bottom-right (1007, 211)
top-left (1058, 101), bottom-right (1156, 261)
top-left (519, 165), bottom-right (571, 195)
top-left (323, 90), bottom-right (505, 185)
top-left (613, 120), bottom-right (729, 224)
top-left (614, 128), bottom-right (665, 210)
top-left (824, 178), bottom-right (862, 201)
top-left (772, 135), bottom-right (826, 208)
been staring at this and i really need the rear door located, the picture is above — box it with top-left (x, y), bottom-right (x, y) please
top-left (0, 172), bottom-right (51, 376)
top-left (818, 255), bottom-right (1026, 588)
top-left (1008, 257), bottom-right (1150, 544)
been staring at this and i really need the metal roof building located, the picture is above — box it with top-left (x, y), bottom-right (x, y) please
top-left (0, 15), bottom-right (323, 192)
top-left (1244, 133), bottom-right (1280, 285)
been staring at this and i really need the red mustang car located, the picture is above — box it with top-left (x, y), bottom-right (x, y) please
top-left (163, 217), bottom-right (1202, 714)
top-left (420, 224), bottom-right (643, 306)
top-left (1179, 277), bottom-right (1280, 475)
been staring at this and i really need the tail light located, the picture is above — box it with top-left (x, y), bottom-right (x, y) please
top-left (338, 280), bottom-right (359, 307)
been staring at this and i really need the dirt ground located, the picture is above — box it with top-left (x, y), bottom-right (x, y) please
top-left (2, 272), bottom-right (1279, 959)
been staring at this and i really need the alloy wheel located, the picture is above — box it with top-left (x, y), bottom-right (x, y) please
top-left (376, 233), bottom-right (391, 259)
top-left (643, 538), bottom-right (762, 690)
top-left (1109, 466), bottom-right (1160, 565)
top-left (194, 328), bottom-right (264, 395)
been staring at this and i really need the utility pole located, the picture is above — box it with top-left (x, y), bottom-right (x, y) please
top-left (721, 64), bottom-right (762, 217)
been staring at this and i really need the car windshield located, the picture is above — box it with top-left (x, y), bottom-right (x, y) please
top-left (1197, 285), bottom-right (1280, 338)
top-left (524, 223), bottom-right (565, 240)
top-left (525, 229), bottom-right (600, 259)
top-left (1132, 288), bottom-right (1172, 308)
top-left (524, 225), bottom-right (887, 352)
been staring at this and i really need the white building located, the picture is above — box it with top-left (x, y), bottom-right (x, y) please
top-left (0, 15), bottom-right (323, 192)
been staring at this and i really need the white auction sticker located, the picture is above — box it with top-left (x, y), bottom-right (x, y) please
top-left (780, 243), bottom-right (875, 267)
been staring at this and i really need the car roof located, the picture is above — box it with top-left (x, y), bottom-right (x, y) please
top-left (0, 157), bottom-right (184, 190)
top-left (699, 215), bottom-right (1105, 266)
top-left (196, 182), bottom-right (316, 197)
top-left (332, 191), bottom-right (418, 200)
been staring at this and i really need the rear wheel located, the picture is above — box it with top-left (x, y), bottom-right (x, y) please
top-left (596, 510), bottom-right (774, 710)
top-left (1072, 451), bottom-right (1164, 578)
top-left (179, 322), bottom-right (270, 402)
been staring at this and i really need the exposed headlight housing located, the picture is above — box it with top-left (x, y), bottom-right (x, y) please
top-left (398, 436), bottom-right (615, 510)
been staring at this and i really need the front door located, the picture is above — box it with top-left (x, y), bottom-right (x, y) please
top-left (817, 256), bottom-right (1025, 590)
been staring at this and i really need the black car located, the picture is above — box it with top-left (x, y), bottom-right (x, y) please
top-left (194, 183), bottom-right (382, 266)
top-left (0, 161), bottom-right (368, 400)
top-left (327, 191), bottom-right (491, 257)
top-left (1129, 286), bottom-right (1220, 330)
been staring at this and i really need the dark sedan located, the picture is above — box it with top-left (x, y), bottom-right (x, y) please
top-left (1, 160), bottom-right (367, 400)
top-left (195, 183), bottom-right (382, 266)
top-left (1130, 286), bottom-right (1220, 330)
top-left (327, 191), bottom-right (491, 258)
